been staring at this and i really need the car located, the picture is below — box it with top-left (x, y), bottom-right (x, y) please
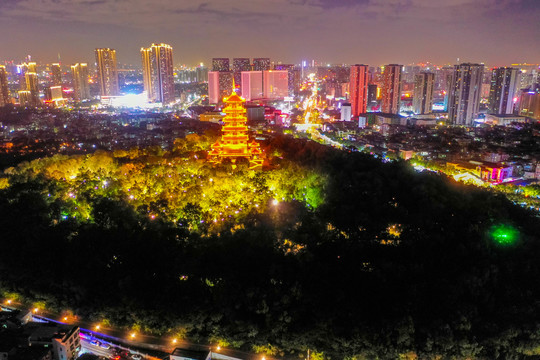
top-left (90, 340), bottom-right (101, 346)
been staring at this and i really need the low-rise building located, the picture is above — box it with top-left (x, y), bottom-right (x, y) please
top-left (28, 325), bottom-right (80, 360)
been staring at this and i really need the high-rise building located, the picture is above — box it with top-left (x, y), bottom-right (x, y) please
top-left (263, 70), bottom-right (289, 100)
top-left (488, 67), bottom-right (521, 114)
top-left (51, 63), bottom-right (62, 86)
top-left (349, 64), bottom-right (369, 117)
top-left (212, 58), bottom-right (230, 72)
top-left (241, 71), bottom-right (263, 101)
top-left (17, 62), bottom-right (37, 91)
top-left (519, 84), bottom-right (540, 120)
top-left (381, 64), bottom-right (402, 114)
top-left (141, 43), bottom-right (175, 104)
top-left (49, 86), bottom-right (63, 101)
top-left (233, 58), bottom-right (251, 91)
top-left (18, 90), bottom-right (31, 106)
top-left (274, 64), bottom-right (296, 96)
top-left (513, 64), bottom-right (540, 90)
top-left (71, 63), bottom-right (90, 101)
top-left (208, 71), bottom-right (233, 104)
top-left (447, 63), bottom-right (484, 125)
top-left (25, 72), bottom-right (40, 105)
top-left (413, 72), bottom-right (435, 114)
top-left (95, 48), bottom-right (119, 97)
top-left (196, 65), bottom-right (208, 82)
top-left (367, 84), bottom-right (378, 104)
top-left (0, 66), bottom-right (9, 106)
top-left (253, 58), bottom-right (270, 71)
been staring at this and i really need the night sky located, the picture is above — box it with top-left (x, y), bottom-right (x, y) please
top-left (1, 0), bottom-right (539, 67)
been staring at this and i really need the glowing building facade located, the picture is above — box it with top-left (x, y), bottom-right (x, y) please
top-left (0, 66), bottom-right (9, 106)
top-left (263, 70), bottom-right (289, 100)
top-left (25, 72), bottom-right (40, 105)
top-left (208, 71), bottom-right (233, 104)
top-left (488, 67), bottom-right (520, 115)
top-left (71, 63), bottom-right (90, 101)
top-left (448, 63), bottom-right (484, 125)
top-left (349, 64), bottom-right (369, 117)
top-left (51, 63), bottom-right (62, 86)
top-left (208, 90), bottom-right (263, 169)
top-left (381, 64), bottom-right (402, 114)
top-left (141, 43), bottom-right (175, 104)
top-left (212, 58), bottom-right (230, 72)
top-left (241, 71), bottom-right (263, 101)
top-left (233, 58), bottom-right (251, 93)
top-left (95, 48), bottom-right (119, 97)
top-left (413, 72), bottom-right (435, 114)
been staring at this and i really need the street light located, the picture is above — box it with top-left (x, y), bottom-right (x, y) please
top-left (6, 300), bottom-right (12, 305)
top-left (95, 325), bottom-right (101, 331)
top-left (172, 339), bottom-right (177, 344)
top-left (33, 308), bottom-right (39, 313)
top-left (216, 346), bottom-right (221, 351)
top-left (130, 333), bottom-right (136, 339)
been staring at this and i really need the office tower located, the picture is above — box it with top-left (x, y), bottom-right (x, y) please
top-left (341, 103), bottom-right (352, 121)
top-left (519, 84), bottom-right (540, 120)
top-left (0, 66), bottom-right (9, 106)
top-left (367, 84), bottom-right (378, 104)
top-left (233, 58), bottom-right (251, 91)
top-left (25, 72), bottom-right (40, 105)
top-left (71, 63), bottom-right (90, 101)
top-left (51, 63), bottom-right (62, 86)
top-left (488, 67), bottom-right (521, 114)
top-left (349, 64), bottom-right (369, 117)
top-left (95, 48), bottom-right (119, 96)
top-left (381, 64), bottom-right (402, 114)
top-left (196, 65), bottom-right (208, 82)
top-left (141, 43), bottom-right (175, 104)
top-left (447, 63), bottom-right (484, 125)
top-left (208, 71), bottom-right (233, 104)
top-left (241, 71), bottom-right (263, 101)
top-left (413, 72), bottom-right (435, 114)
top-left (263, 70), bottom-right (289, 100)
top-left (212, 58), bottom-right (230, 72)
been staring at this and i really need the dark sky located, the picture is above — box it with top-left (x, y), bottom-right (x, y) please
top-left (1, 0), bottom-right (539, 67)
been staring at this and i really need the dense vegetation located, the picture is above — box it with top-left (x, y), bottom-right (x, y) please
top-left (1, 135), bottom-right (540, 359)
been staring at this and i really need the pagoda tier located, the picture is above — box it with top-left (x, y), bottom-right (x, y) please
top-left (208, 91), bottom-right (263, 169)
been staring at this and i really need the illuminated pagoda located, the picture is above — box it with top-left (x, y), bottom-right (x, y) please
top-left (208, 89), bottom-right (263, 169)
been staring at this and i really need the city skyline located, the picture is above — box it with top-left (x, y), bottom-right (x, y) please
top-left (0, 0), bottom-right (539, 66)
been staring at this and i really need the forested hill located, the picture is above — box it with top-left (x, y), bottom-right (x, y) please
top-left (1, 135), bottom-right (540, 359)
